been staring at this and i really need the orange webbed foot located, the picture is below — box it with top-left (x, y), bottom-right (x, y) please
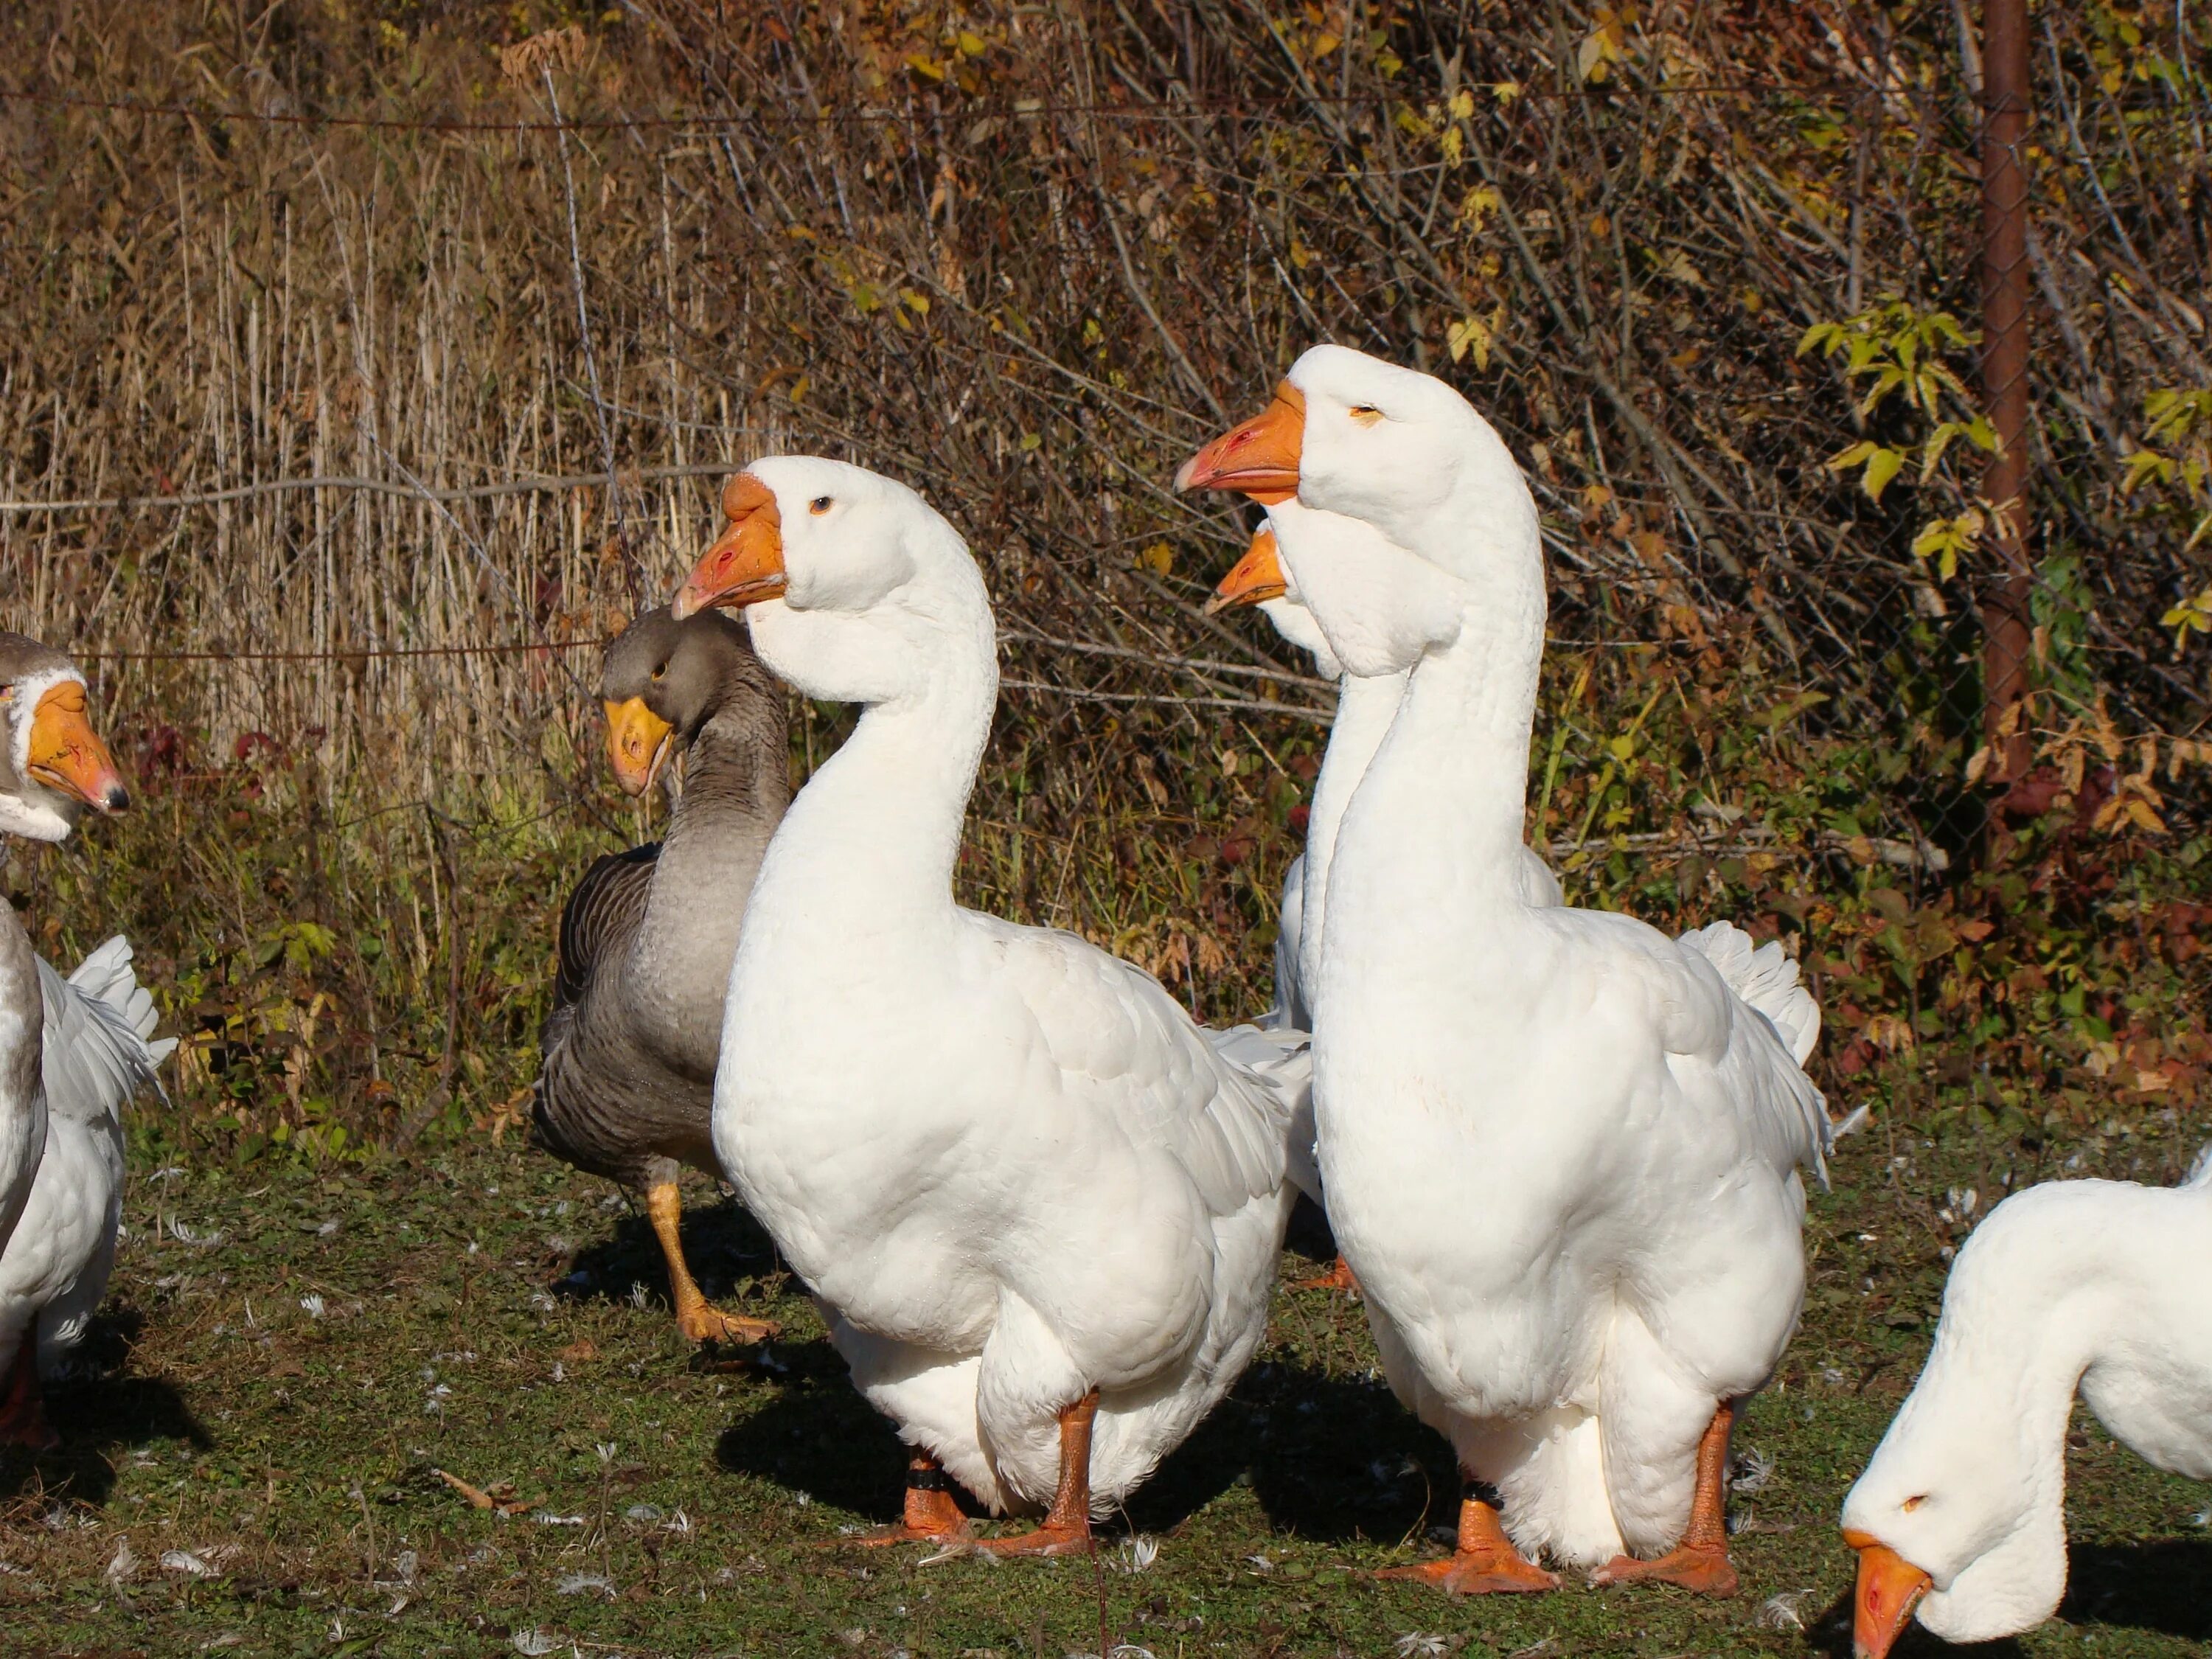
top-left (1374, 1550), bottom-right (1558, 1595)
top-left (676, 1304), bottom-right (782, 1346)
top-left (1290, 1256), bottom-right (1361, 1294)
top-left (979, 1519), bottom-right (1093, 1557)
top-left (1590, 1543), bottom-right (1739, 1597)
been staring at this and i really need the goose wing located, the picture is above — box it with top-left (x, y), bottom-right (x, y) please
top-left (1559, 908), bottom-right (1829, 1183)
top-left (984, 918), bottom-right (1296, 1218)
top-left (550, 844), bottom-right (659, 1020)
top-left (36, 937), bottom-right (169, 1127)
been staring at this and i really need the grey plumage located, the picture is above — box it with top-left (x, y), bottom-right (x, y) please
top-left (533, 605), bottom-right (790, 1194)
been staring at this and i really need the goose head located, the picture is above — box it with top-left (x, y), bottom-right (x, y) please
top-left (1188, 476), bottom-right (1467, 679)
top-left (599, 605), bottom-right (771, 796)
top-left (1840, 1194), bottom-right (2082, 1656)
top-left (671, 457), bottom-right (988, 706)
top-left (0, 633), bottom-right (128, 844)
top-left (1178, 344), bottom-right (1531, 568)
top-left (1203, 524), bottom-right (1344, 681)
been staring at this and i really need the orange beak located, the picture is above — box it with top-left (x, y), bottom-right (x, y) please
top-left (672, 473), bottom-right (787, 619)
top-left (602, 697), bottom-right (675, 797)
top-left (1176, 380), bottom-right (1305, 498)
top-left (1204, 527), bottom-right (1290, 616)
top-left (26, 681), bottom-right (128, 813)
top-left (1844, 1531), bottom-right (1933, 1659)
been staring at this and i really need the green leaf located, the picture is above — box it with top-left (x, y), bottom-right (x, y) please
top-left (1861, 445), bottom-right (1906, 501)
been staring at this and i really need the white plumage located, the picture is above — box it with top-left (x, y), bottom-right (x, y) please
top-left (1194, 345), bottom-right (1832, 1587)
top-left (0, 937), bottom-right (172, 1388)
top-left (689, 458), bottom-right (1305, 1527)
top-left (1840, 1152), bottom-right (2212, 1652)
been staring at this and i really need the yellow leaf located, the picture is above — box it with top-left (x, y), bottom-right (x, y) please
top-left (1136, 542), bottom-right (1174, 577)
top-left (956, 31), bottom-right (987, 56)
top-left (904, 52), bottom-right (946, 80)
top-left (1862, 446), bottom-right (1905, 501)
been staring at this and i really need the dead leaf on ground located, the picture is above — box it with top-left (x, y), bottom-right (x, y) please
top-left (434, 1468), bottom-right (538, 1516)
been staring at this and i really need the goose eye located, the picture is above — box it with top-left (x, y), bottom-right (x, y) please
top-left (651, 663), bottom-right (667, 681)
top-left (1348, 405), bottom-right (1384, 427)
top-left (1902, 1495), bottom-right (1927, 1512)
top-left (809, 495), bottom-right (834, 515)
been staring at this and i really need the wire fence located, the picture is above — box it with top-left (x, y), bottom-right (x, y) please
top-left (2, 0), bottom-right (2206, 874)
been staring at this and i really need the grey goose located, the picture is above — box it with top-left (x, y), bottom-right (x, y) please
top-left (534, 605), bottom-right (790, 1346)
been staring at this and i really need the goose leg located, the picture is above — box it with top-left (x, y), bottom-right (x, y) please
top-left (1375, 1476), bottom-right (1558, 1593)
top-left (849, 1449), bottom-right (973, 1547)
top-left (981, 1389), bottom-right (1099, 1557)
top-left (0, 1342), bottom-right (58, 1450)
top-left (1590, 1400), bottom-right (1740, 1596)
top-left (644, 1181), bottom-right (780, 1346)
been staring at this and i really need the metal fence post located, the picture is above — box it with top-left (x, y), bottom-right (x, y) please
top-left (1979, 0), bottom-right (2035, 790)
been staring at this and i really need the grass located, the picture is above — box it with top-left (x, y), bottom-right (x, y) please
top-left (0, 1124), bottom-right (2205, 1659)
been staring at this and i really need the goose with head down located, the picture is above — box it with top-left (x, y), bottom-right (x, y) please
top-left (0, 633), bottom-right (136, 1444)
top-left (1181, 346), bottom-right (1830, 1596)
top-left (534, 602), bottom-right (790, 1347)
top-left (670, 460), bottom-right (1307, 1553)
top-left (1841, 1150), bottom-right (2212, 1658)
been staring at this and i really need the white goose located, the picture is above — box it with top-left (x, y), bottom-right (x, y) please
top-left (670, 459), bottom-right (1305, 1553)
top-left (1211, 506), bottom-right (1560, 1293)
top-left (0, 937), bottom-right (171, 1447)
top-left (1209, 503), bottom-right (1562, 1032)
top-left (1841, 1150), bottom-right (2212, 1658)
top-left (1181, 346), bottom-right (1829, 1596)
top-left (0, 633), bottom-right (139, 1444)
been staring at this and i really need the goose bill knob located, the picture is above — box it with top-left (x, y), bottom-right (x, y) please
top-left (25, 681), bottom-right (128, 813)
top-left (1176, 381), bottom-right (1304, 497)
top-left (1203, 527), bottom-right (1290, 616)
top-left (672, 474), bottom-right (787, 619)
top-left (602, 698), bottom-right (675, 796)
top-left (1843, 1530), bottom-right (1933, 1659)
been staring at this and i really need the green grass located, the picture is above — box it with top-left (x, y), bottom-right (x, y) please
top-left (0, 1127), bottom-right (2205, 1658)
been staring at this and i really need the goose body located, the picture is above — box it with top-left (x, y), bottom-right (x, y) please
top-left (1842, 1152), bottom-right (2212, 1656)
top-left (533, 605), bottom-right (790, 1345)
top-left (1183, 347), bottom-right (1828, 1592)
top-left (0, 940), bottom-right (170, 1399)
top-left (675, 460), bottom-right (1304, 1543)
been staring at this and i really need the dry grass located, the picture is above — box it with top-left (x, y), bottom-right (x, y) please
top-left (0, 1), bottom-right (2207, 1142)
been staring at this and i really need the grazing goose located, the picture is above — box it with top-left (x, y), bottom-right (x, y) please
top-left (1181, 347), bottom-right (1829, 1596)
top-left (1208, 509), bottom-right (1563, 1294)
top-left (1842, 1150), bottom-right (2212, 1658)
top-left (0, 937), bottom-right (171, 1447)
top-left (672, 460), bottom-right (1307, 1553)
top-left (534, 604), bottom-right (790, 1346)
top-left (0, 633), bottom-right (131, 1441)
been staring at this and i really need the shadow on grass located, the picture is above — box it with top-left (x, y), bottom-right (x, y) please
top-left (552, 1188), bottom-right (784, 1319)
top-left (3, 1310), bottom-right (213, 1507)
top-left (712, 1340), bottom-right (910, 1523)
top-left (707, 1322), bottom-right (1430, 1550)
top-left (2061, 1536), bottom-right (2212, 1642)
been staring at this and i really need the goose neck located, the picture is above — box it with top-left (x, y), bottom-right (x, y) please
top-left (629, 700), bottom-right (791, 1060)
top-left (760, 650), bottom-right (995, 926)
top-left (1352, 582), bottom-right (1545, 894)
top-left (1298, 670), bottom-right (1402, 998)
